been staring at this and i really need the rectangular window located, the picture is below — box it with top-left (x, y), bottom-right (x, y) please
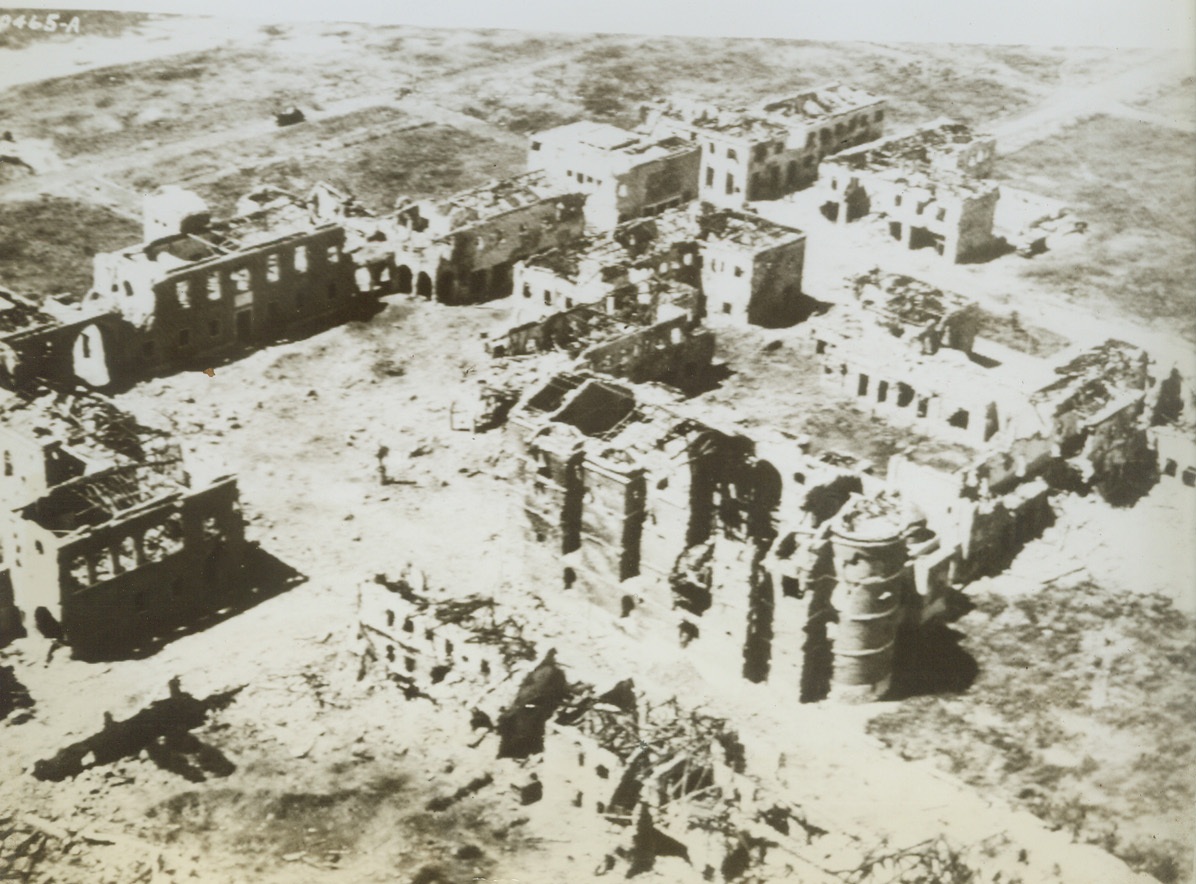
top-left (294, 245), bottom-right (309, 273)
top-left (266, 253), bottom-right (281, 282)
top-left (706, 167), bottom-right (715, 187)
top-left (734, 266), bottom-right (744, 278)
top-left (327, 245), bottom-right (340, 264)
top-left (721, 303), bottom-right (732, 315)
top-left (727, 148), bottom-right (738, 161)
top-left (936, 207), bottom-right (947, 221)
top-left (725, 173), bottom-right (735, 195)
top-left (707, 142), bottom-right (715, 153)
top-left (894, 195), bottom-right (903, 207)
top-left (206, 274), bottom-right (221, 301)
top-left (806, 132), bottom-right (815, 148)
top-left (531, 141), bottom-right (541, 151)
top-left (230, 267), bottom-right (250, 293)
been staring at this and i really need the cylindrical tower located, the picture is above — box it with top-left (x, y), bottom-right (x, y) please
top-left (827, 506), bottom-right (909, 700)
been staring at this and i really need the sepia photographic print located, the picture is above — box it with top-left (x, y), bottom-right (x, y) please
top-left (0, 2), bottom-right (1193, 882)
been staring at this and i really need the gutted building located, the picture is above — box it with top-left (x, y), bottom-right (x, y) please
top-left (695, 208), bottom-right (807, 327)
top-left (805, 273), bottom-right (1047, 448)
top-left (0, 289), bottom-right (117, 392)
top-left (390, 172), bottom-right (587, 305)
top-left (357, 573), bottom-right (538, 718)
top-left (507, 373), bottom-right (945, 701)
top-left (643, 83), bottom-right (887, 206)
top-left (87, 186), bottom-right (361, 377)
top-left (511, 210), bottom-right (702, 321)
top-left (817, 120), bottom-right (1000, 263)
top-left (512, 204), bottom-right (808, 329)
top-left (487, 279), bottom-right (712, 387)
top-left (0, 388), bottom-right (246, 653)
top-left (527, 122), bottom-right (701, 230)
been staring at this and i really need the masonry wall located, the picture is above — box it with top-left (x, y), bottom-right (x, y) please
top-left (595, 149), bottom-right (702, 230)
top-left (94, 227), bottom-right (357, 376)
top-left (16, 477), bottom-right (246, 653)
top-left (576, 458), bottom-right (647, 603)
top-left (399, 197), bottom-right (587, 306)
top-left (580, 317), bottom-right (715, 385)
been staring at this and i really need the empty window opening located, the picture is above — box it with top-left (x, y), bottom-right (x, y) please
top-left (947, 408), bottom-right (970, 430)
top-left (916, 397), bottom-right (930, 418)
top-left (857, 373), bottom-right (869, 396)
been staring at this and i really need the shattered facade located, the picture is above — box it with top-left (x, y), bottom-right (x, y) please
top-left (643, 83), bottom-right (887, 206)
top-left (84, 186), bottom-right (362, 378)
top-left (508, 373), bottom-right (949, 701)
top-left (486, 279), bottom-right (714, 386)
top-left (390, 171), bottom-right (588, 305)
top-left (511, 203), bottom-right (808, 330)
top-left (0, 388), bottom-right (247, 653)
top-left (817, 120), bottom-right (1001, 263)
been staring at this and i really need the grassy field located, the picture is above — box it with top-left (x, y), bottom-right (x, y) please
top-left (0, 197), bottom-right (140, 296)
top-left (995, 114), bottom-right (1196, 341)
top-left (134, 123), bottom-right (527, 217)
top-left (441, 36), bottom-right (1052, 134)
top-left (869, 580), bottom-right (1196, 883)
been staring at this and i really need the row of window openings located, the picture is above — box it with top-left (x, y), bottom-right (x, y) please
top-left (564, 170), bottom-right (602, 186)
top-left (705, 110), bottom-right (885, 160)
top-left (826, 180), bottom-right (949, 221)
top-left (707, 259), bottom-right (744, 277)
top-left (63, 514), bottom-right (196, 590)
top-left (167, 285), bottom-right (339, 349)
top-left (116, 246), bottom-right (340, 302)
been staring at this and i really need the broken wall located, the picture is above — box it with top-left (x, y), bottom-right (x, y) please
top-left (24, 477), bottom-right (246, 652)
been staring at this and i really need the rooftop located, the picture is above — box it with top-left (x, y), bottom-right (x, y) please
top-left (649, 83), bottom-right (884, 141)
top-left (22, 460), bottom-right (188, 534)
top-left (0, 387), bottom-right (171, 467)
top-left (534, 121), bottom-right (698, 165)
top-left (696, 208), bottom-right (805, 251)
top-left (850, 269), bottom-right (972, 326)
top-left (832, 119), bottom-right (989, 172)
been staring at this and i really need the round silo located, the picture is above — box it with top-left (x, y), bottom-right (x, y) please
top-left (827, 512), bottom-right (909, 700)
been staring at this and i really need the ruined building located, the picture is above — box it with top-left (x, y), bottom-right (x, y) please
top-left (0, 388), bottom-right (246, 654)
top-left (0, 289), bottom-right (119, 391)
top-left (512, 203), bottom-right (808, 330)
top-left (75, 186), bottom-right (363, 380)
top-left (803, 270), bottom-right (1044, 448)
top-left (506, 372), bottom-right (948, 702)
top-left (511, 210), bottom-right (703, 321)
top-left (816, 120), bottom-right (1000, 263)
top-left (389, 172), bottom-right (587, 305)
top-left (643, 83), bottom-right (887, 206)
top-left (485, 279), bottom-right (714, 387)
top-left (527, 122), bottom-right (701, 230)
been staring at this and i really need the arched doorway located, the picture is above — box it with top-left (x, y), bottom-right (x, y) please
top-left (396, 265), bottom-right (413, 294)
top-left (416, 271), bottom-right (432, 299)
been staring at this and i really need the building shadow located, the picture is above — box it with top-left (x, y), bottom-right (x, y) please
top-left (0, 664), bottom-right (34, 721)
top-left (72, 544), bottom-right (307, 663)
top-left (885, 619), bottom-right (979, 700)
top-left (32, 682), bottom-right (240, 783)
top-left (959, 237), bottom-right (1018, 265)
top-left (103, 297), bottom-right (386, 395)
top-left (674, 362), bottom-right (733, 398)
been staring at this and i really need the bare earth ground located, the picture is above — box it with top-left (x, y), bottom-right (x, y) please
top-left (1, 15), bottom-right (1194, 884)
